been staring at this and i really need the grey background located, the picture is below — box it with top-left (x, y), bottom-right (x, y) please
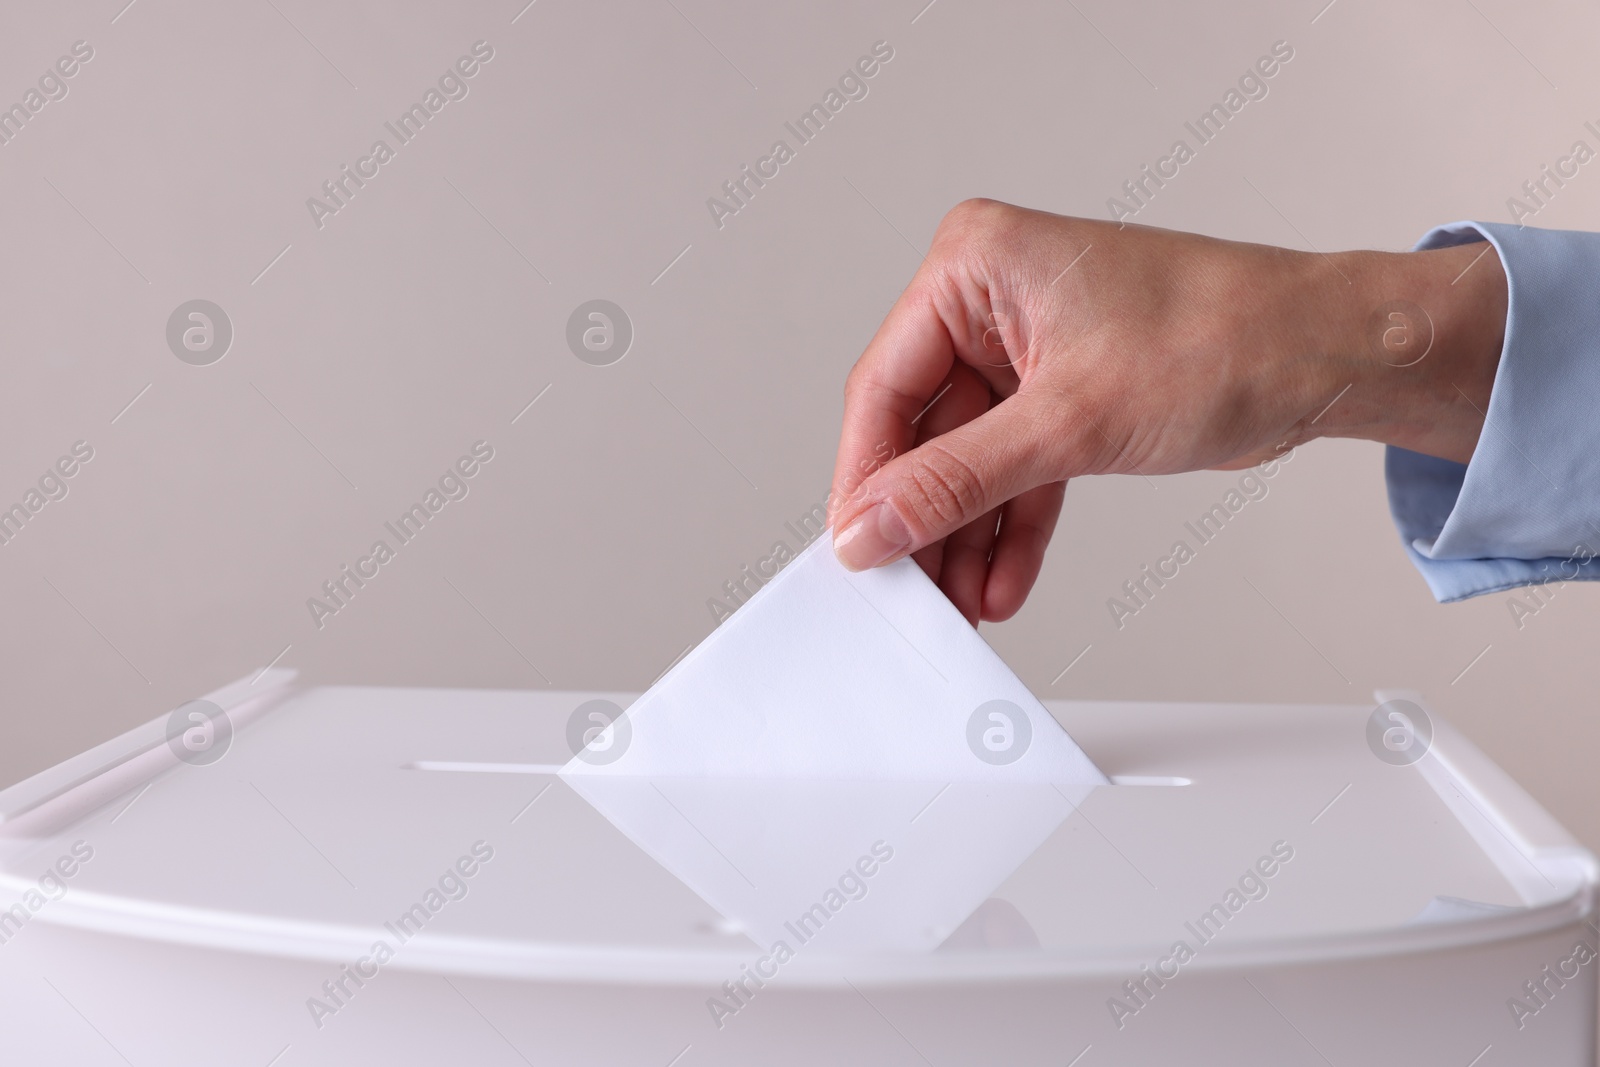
top-left (2, 0), bottom-right (1595, 852)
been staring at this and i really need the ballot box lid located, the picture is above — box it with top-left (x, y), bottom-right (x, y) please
top-left (0, 680), bottom-right (1592, 987)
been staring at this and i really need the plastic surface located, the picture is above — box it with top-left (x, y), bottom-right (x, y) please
top-left (0, 684), bottom-right (1590, 988)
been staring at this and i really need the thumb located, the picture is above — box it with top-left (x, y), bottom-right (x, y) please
top-left (832, 394), bottom-right (1065, 571)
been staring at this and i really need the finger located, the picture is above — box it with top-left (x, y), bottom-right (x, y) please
top-left (907, 364), bottom-right (994, 590)
top-left (939, 506), bottom-right (1001, 626)
top-left (833, 391), bottom-right (1068, 571)
top-left (982, 480), bottom-right (1067, 622)
top-left (911, 542), bottom-right (945, 586)
top-left (908, 367), bottom-right (1002, 623)
top-left (830, 285), bottom-right (956, 529)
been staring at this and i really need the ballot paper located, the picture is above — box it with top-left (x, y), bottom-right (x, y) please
top-left (559, 535), bottom-right (1108, 951)
top-left (563, 534), bottom-right (1108, 786)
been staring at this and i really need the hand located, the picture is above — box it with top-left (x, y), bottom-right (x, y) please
top-left (829, 199), bottom-right (1507, 624)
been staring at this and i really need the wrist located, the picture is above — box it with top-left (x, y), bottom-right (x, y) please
top-left (1311, 240), bottom-right (1507, 464)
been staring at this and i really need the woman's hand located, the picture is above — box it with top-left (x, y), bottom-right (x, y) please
top-left (830, 199), bottom-right (1507, 624)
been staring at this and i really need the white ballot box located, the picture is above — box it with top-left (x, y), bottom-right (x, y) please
top-left (0, 676), bottom-right (1592, 1066)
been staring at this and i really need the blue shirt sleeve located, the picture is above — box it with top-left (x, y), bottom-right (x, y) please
top-left (1386, 221), bottom-right (1600, 602)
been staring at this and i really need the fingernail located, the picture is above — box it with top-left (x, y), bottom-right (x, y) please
top-left (833, 503), bottom-right (911, 571)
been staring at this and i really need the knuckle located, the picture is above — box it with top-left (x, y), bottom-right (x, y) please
top-left (1005, 515), bottom-right (1052, 559)
top-left (942, 197), bottom-right (1005, 230)
top-left (901, 443), bottom-right (988, 530)
top-left (933, 199), bottom-right (1005, 253)
top-left (940, 197), bottom-right (1029, 242)
top-left (842, 363), bottom-right (894, 413)
top-left (928, 201), bottom-right (1035, 298)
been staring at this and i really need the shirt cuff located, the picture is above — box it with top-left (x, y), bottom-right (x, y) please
top-left (1385, 221), bottom-right (1600, 602)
